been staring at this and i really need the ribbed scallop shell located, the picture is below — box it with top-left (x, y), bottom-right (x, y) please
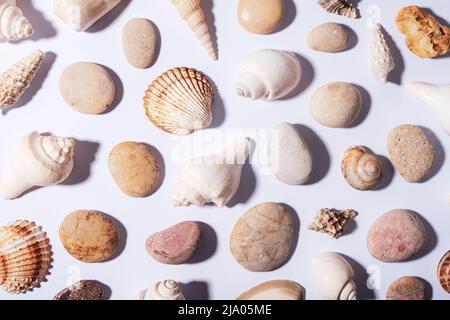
top-left (0, 220), bottom-right (52, 294)
top-left (144, 67), bottom-right (214, 135)
top-left (237, 280), bottom-right (305, 300)
top-left (317, 0), bottom-right (357, 19)
top-left (438, 251), bottom-right (450, 293)
top-left (0, 3), bottom-right (33, 42)
top-left (342, 146), bottom-right (383, 191)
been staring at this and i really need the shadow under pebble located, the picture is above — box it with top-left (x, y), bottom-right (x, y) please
top-left (143, 144), bottom-right (165, 197)
top-left (405, 211), bottom-right (437, 261)
top-left (86, 0), bottom-right (131, 33)
top-left (276, 0), bottom-right (296, 33)
top-left (181, 281), bottom-right (209, 300)
top-left (341, 254), bottom-right (376, 300)
top-left (188, 222), bottom-right (218, 264)
top-left (103, 212), bottom-right (128, 262)
top-left (419, 126), bottom-right (445, 183)
top-left (99, 65), bottom-right (124, 114)
top-left (349, 84), bottom-right (371, 128)
top-left (62, 140), bottom-right (100, 185)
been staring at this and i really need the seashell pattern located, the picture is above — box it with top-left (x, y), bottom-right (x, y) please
top-left (342, 146), bottom-right (383, 191)
top-left (135, 280), bottom-right (185, 300)
top-left (144, 67), bottom-right (215, 135)
top-left (0, 220), bottom-right (52, 294)
top-left (0, 50), bottom-right (45, 108)
top-left (236, 280), bottom-right (305, 300)
top-left (170, 0), bottom-right (217, 60)
top-left (371, 24), bottom-right (395, 84)
top-left (438, 251), bottom-right (450, 293)
top-left (317, 0), bottom-right (357, 19)
top-left (308, 208), bottom-right (358, 238)
top-left (0, 1), bottom-right (33, 42)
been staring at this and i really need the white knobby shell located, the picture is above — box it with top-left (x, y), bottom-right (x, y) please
top-left (236, 280), bottom-right (305, 300)
top-left (135, 280), bottom-right (185, 300)
top-left (317, 0), bottom-right (357, 19)
top-left (236, 49), bottom-right (302, 101)
top-left (0, 132), bottom-right (75, 199)
top-left (0, 0), bottom-right (33, 42)
top-left (406, 81), bottom-right (450, 135)
top-left (173, 137), bottom-right (251, 207)
top-left (144, 67), bottom-right (215, 135)
top-left (371, 24), bottom-right (395, 84)
top-left (312, 252), bottom-right (357, 300)
top-left (342, 146), bottom-right (383, 191)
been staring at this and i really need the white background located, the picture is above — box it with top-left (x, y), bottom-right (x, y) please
top-left (0, 0), bottom-right (449, 300)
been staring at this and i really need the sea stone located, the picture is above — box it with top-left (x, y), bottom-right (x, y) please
top-left (59, 62), bottom-right (115, 115)
top-left (386, 276), bottom-right (427, 300)
top-left (230, 202), bottom-right (294, 272)
top-left (145, 221), bottom-right (202, 265)
top-left (53, 280), bottom-right (105, 300)
top-left (122, 18), bottom-right (157, 68)
top-left (310, 82), bottom-right (362, 128)
top-left (108, 142), bottom-right (160, 197)
top-left (59, 210), bottom-right (119, 263)
top-left (269, 122), bottom-right (313, 185)
top-left (367, 209), bottom-right (427, 262)
top-left (307, 22), bottom-right (352, 52)
top-left (387, 125), bottom-right (435, 183)
top-left (237, 0), bottom-right (285, 34)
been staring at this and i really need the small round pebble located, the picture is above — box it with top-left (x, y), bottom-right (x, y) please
top-left (386, 276), bottom-right (427, 300)
top-left (237, 0), bottom-right (285, 34)
top-left (367, 209), bottom-right (427, 262)
top-left (59, 62), bottom-right (115, 115)
top-left (307, 22), bottom-right (352, 53)
top-left (387, 125), bottom-right (435, 183)
top-left (145, 221), bottom-right (202, 265)
top-left (230, 202), bottom-right (294, 272)
top-left (53, 280), bottom-right (105, 300)
top-left (59, 210), bottom-right (119, 263)
top-left (310, 82), bottom-right (362, 128)
top-left (122, 18), bottom-right (157, 69)
top-left (108, 142), bottom-right (160, 197)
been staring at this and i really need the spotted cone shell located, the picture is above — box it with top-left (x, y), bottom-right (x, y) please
top-left (438, 251), bottom-right (450, 293)
top-left (0, 220), bottom-right (52, 294)
top-left (143, 67), bottom-right (214, 135)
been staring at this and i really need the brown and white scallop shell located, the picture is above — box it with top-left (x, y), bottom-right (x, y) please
top-left (143, 67), bottom-right (215, 135)
top-left (317, 0), bottom-right (357, 19)
top-left (0, 220), bottom-right (52, 294)
top-left (438, 251), bottom-right (450, 293)
top-left (342, 146), bottom-right (383, 191)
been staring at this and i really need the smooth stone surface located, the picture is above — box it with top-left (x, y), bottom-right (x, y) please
top-left (269, 122), bottom-right (313, 185)
top-left (230, 202), bottom-right (294, 272)
top-left (108, 142), bottom-right (160, 197)
top-left (237, 0), bottom-right (285, 34)
top-left (59, 210), bottom-right (119, 263)
top-left (59, 62), bottom-right (115, 115)
top-left (307, 22), bottom-right (352, 52)
top-left (310, 82), bottom-right (362, 128)
top-left (367, 209), bottom-right (427, 262)
top-left (387, 125), bottom-right (435, 183)
top-left (122, 18), bottom-right (157, 69)
top-left (53, 280), bottom-right (105, 300)
top-left (386, 276), bottom-right (427, 300)
top-left (145, 221), bottom-right (202, 265)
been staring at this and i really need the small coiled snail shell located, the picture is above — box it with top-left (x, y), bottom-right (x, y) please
top-left (341, 146), bottom-right (382, 191)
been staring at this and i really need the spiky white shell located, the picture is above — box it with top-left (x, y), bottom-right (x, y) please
top-left (0, 2), bottom-right (33, 42)
top-left (371, 24), bottom-right (395, 84)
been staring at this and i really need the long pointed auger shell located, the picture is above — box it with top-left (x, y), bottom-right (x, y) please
top-left (0, 2), bottom-right (33, 42)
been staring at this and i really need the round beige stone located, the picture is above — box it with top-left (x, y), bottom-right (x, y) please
top-left (59, 62), bottom-right (115, 115)
top-left (386, 276), bottom-right (427, 300)
top-left (122, 18), bottom-right (157, 69)
top-left (237, 0), bottom-right (285, 34)
top-left (307, 22), bottom-right (352, 52)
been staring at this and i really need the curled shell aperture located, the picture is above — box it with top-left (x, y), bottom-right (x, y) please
top-left (342, 146), bottom-right (383, 191)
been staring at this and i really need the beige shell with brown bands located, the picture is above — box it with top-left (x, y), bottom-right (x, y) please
top-left (342, 146), bottom-right (383, 191)
top-left (237, 280), bottom-right (305, 300)
top-left (0, 220), bottom-right (52, 294)
top-left (144, 67), bottom-right (214, 135)
top-left (438, 251), bottom-right (450, 293)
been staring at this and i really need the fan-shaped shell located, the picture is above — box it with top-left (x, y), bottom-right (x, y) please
top-left (143, 67), bottom-right (215, 135)
top-left (342, 146), bottom-right (382, 191)
top-left (317, 0), bottom-right (357, 19)
top-left (237, 280), bottom-right (305, 300)
top-left (0, 220), bottom-right (52, 294)
top-left (438, 251), bottom-right (450, 293)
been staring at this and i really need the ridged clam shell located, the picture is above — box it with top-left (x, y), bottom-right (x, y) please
top-left (143, 67), bottom-right (214, 135)
top-left (236, 280), bottom-right (305, 300)
top-left (342, 146), bottom-right (383, 191)
top-left (317, 0), bottom-right (357, 19)
top-left (0, 220), bottom-right (52, 294)
top-left (438, 251), bottom-right (450, 293)
top-left (0, 2), bottom-right (33, 42)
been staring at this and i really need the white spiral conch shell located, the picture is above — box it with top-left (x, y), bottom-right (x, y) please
top-left (0, 132), bottom-right (75, 199)
top-left (371, 24), bottom-right (395, 84)
top-left (342, 146), bottom-right (383, 191)
top-left (236, 49), bottom-right (301, 101)
top-left (236, 280), bottom-right (305, 300)
top-left (406, 81), bottom-right (450, 135)
top-left (312, 252), bottom-right (357, 300)
top-left (0, 0), bottom-right (33, 42)
top-left (170, 0), bottom-right (217, 60)
top-left (174, 137), bottom-right (251, 207)
top-left (135, 280), bottom-right (185, 300)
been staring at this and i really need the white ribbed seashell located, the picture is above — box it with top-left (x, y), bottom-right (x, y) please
top-left (0, 50), bottom-right (45, 108)
top-left (317, 0), bottom-right (357, 19)
top-left (0, 220), bottom-right (52, 294)
top-left (170, 0), bottom-right (217, 60)
top-left (174, 137), bottom-right (251, 207)
top-left (135, 280), bottom-right (185, 300)
top-left (144, 67), bottom-right (215, 135)
top-left (236, 280), bottom-right (305, 300)
top-left (0, 132), bottom-right (75, 199)
top-left (0, 0), bottom-right (33, 42)
top-left (312, 252), bottom-right (357, 300)
top-left (342, 146), bottom-right (383, 191)
top-left (371, 24), bottom-right (395, 84)
top-left (236, 49), bottom-right (301, 101)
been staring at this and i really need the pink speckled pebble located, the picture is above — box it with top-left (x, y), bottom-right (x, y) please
top-left (367, 209), bottom-right (427, 262)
